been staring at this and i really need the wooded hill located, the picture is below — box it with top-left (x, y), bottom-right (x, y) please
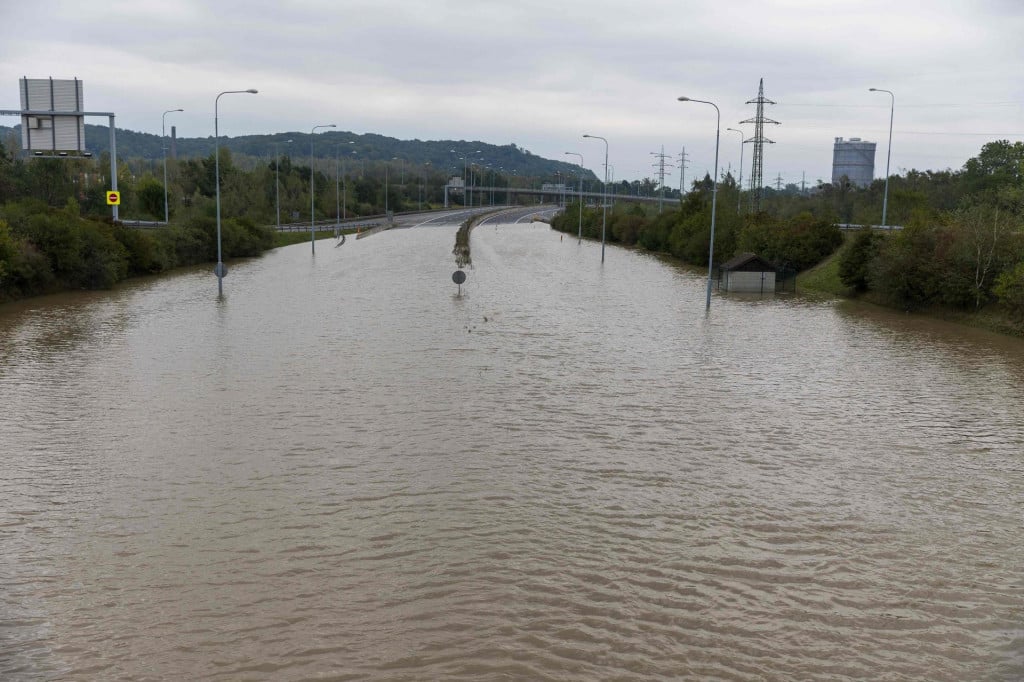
top-left (0, 124), bottom-right (597, 183)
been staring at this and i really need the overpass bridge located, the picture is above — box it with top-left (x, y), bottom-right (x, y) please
top-left (443, 185), bottom-right (671, 208)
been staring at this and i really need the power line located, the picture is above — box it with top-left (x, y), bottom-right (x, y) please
top-left (777, 101), bottom-right (1024, 109)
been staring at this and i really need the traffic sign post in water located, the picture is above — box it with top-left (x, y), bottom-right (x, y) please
top-left (452, 269), bottom-right (466, 295)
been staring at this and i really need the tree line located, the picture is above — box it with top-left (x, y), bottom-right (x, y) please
top-left (0, 132), bottom-right (567, 302)
top-left (550, 140), bottom-right (1024, 329)
top-left (2, 133), bottom-right (1023, 327)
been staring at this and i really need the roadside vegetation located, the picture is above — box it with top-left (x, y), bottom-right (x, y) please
top-left (551, 141), bottom-right (1024, 335)
top-left (2, 129), bottom-right (1024, 337)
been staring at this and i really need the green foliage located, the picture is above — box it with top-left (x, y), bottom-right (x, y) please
top-left (79, 226), bottom-right (129, 288)
top-left (636, 210), bottom-right (676, 253)
top-left (962, 140), bottom-right (1024, 198)
top-left (838, 227), bottom-right (884, 292)
top-left (112, 226), bottom-right (173, 275)
top-left (869, 223), bottom-right (946, 310)
top-left (0, 197), bottom-right (277, 301)
top-left (0, 201), bottom-right (129, 294)
top-left (136, 176), bottom-right (166, 219)
top-left (993, 262), bottom-right (1024, 318)
top-left (737, 212), bottom-right (843, 271)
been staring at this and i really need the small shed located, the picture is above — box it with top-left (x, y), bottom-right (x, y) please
top-left (720, 253), bottom-right (777, 293)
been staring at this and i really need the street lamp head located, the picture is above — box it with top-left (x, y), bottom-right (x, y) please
top-left (246, 89), bottom-right (258, 94)
top-left (869, 88), bottom-right (878, 91)
top-left (677, 96), bottom-right (690, 102)
top-left (582, 134), bottom-right (593, 138)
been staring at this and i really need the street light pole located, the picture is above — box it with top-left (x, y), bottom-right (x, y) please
top-left (678, 96), bottom-right (720, 310)
top-left (726, 127), bottom-right (744, 214)
top-left (275, 139), bottom-right (292, 231)
top-left (582, 135), bottom-right (608, 262)
top-left (309, 123), bottom-right (337, 254)
top-left (869, 88), bottom-right (895, 228)
top-left (335, 144), bottom-right (341, 239)
top-left (161, 108), bottom-right (183, 224)
top-left (214, 89), bottom-right (257, 296)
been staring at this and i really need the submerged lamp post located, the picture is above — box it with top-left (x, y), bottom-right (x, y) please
top-left (310, 123), bottom-right (337, 254)
top-left (869, 87), bottom-right (895, 228)
top-left (677, 96), bottom-right (720, 310)
top-left (162, 108), bottom-right (183, 224)
top-left (582, 134), bottom-right (608, 262)
top-left (564, 151), bottom-right (584, 243)
top-left (214, 88), bottom-right (258, 296)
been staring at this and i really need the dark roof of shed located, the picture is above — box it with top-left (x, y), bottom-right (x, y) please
top-left (721, 252), bottom-right (776, 272)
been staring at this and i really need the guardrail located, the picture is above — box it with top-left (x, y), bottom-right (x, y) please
top-left (275, 217), bottom-right (386, 232)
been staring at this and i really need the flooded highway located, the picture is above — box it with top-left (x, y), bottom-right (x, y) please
top-left (2, 210), bottom-right (1023, 680)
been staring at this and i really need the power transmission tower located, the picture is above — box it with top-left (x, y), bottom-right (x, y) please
top-left (740, 78), bottom-right (779, 213)
top-left (650, 146), bottom-right (674, 213)
top-left (776, 172), bottom-right (783, 191)
top-left (677, 146), bottom-right (689, 195)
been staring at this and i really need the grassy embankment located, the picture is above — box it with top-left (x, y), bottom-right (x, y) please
top-left (796, 233), bottom-right (1024, 337)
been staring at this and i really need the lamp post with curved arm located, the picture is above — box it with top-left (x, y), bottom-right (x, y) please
top-left (726, 127), bottom-right (744, 214)
top-left (678, 96), bottom-right (720, 310)
top-left (162, 108), bottom-right (183, 224)
top-left (309, 123), bottom-right (336, 254)
top-left (582, 134), bottom-right (608, 263)
top-left (214, 89), bottom-right (258, 296)
top-left (869, 88), bottom-right (894, 228)
top-left (564, 152), bottom-right (584, 243)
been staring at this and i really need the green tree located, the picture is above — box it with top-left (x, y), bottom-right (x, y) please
top-left (136, 176), bottom-right (165, 219)
top-left (993, 262), bottom-right (1024, 319)
top-left (838, 227), bottom-right (884, 292)
top-left (962, 140), bottom-right (1024, 197)
top-left (869, 222), bottom-right (943, 310)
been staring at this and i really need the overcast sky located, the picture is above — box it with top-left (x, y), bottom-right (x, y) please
top-left (2, 0), bottom-right (1022, 186)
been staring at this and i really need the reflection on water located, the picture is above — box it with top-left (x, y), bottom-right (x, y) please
top-left (2, 215), bottom-right (1023, 680)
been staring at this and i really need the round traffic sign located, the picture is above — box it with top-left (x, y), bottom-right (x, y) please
top-left (214, 262), bottom-right (228, 278)
top-left (452, 270), bottom-right (466, 284)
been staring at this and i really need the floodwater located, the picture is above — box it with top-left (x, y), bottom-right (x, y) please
top-left (2, 211), bottom-right (1023, 680)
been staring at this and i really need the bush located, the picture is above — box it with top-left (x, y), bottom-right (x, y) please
top-left (736, 212), bottom-right (842, 271)
top-left (993, 262), bottom-right (1024, 319)
top-left (79, 227), bottom-right (129, 288)
top-left (838, 227), bottom-right (884, 292)
top-left (868, 223), bottom-right (943, 310)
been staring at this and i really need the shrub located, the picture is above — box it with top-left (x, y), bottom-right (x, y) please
top-left (993, 262), bottom-right (1024, 318)
top-left (838, 227), bottom-right (884, 292)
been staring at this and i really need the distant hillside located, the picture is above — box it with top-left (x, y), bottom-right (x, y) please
top-left (0, 124), bottom-right (597, 182)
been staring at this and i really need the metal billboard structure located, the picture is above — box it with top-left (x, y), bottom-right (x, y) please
top-left (1, 77), bottom-right (120, 221)
top-left (19, 77), bottom-right (87, 153)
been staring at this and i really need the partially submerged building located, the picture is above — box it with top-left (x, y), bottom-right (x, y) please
top-left (720, 253), bottom-right (777, 294)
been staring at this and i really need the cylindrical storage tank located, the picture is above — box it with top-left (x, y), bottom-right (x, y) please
top-left (831, 137), bottom-right (877, 187)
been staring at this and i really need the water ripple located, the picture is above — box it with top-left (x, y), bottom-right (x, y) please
top-left (1, 223), bottom-right (1023, 680)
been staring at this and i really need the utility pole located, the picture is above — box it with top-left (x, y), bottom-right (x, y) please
top-left (677, 146), bottom-right (689, 196)
top-left (740, 78), bottom-right (779, 212)
top-left (650, 145), bottom-right (674, 213)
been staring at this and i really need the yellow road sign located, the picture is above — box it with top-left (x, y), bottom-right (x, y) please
top-left (106, 191), bottom-right (121, 206)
